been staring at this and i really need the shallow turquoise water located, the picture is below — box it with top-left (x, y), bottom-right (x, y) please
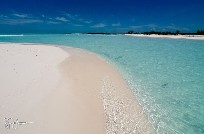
top-left (1, 34), bottom-right (204, 133)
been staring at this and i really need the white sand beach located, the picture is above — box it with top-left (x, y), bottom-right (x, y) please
top-left (126, 34), bottom-right (204, 40)
top-left (0, 43), bottom-right (153, 134)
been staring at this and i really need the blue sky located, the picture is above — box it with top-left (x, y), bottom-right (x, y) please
top-left (0, 0), bottom-right (204, 33)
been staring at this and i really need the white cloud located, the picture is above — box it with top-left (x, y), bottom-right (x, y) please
top-left (77, 18), bottom-right (92, 24)
top-left (61, 11), bottom-right (76, 20)
top-left (146, 24), bottom-right (157, 28)
top-left (78, 18), bottom-right (83, 21)
top-left (12, 13), bottom-right (28, 18)
top-left (129, 24), bottom-right (157, 29)
top-left (91, 23), bottom-right (106, 28)
top-left (66, 13), bottom-right (75, 20)
top-left (60, 11), bottom-right (93, 24)
top-left (112, 22), bottom-right (121, 27)
top-left (129, 25), bottom-right (143, 29)
top-left (0, 15), bottom-right (8, 18)
top-left (165, 25), bottom-right (189, 32)
top-left (0, 11), bottom-right (95, 26)
top-left (84, 21), bottom-right (92, 24)
top-left (46, 21), bottom-right (61, 24)
top-left (129, 24), bottom-right (190, 32)
top-left (0, 12), bottom-right (44, 25)
top-left (0, 19), bottom-right (43, 25)
top-left (55, 17), bottom-right (69, 22)
top-left (73, 24), bottom-right (83, 27)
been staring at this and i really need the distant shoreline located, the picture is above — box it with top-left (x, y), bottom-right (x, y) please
top-left (125, 34), bottom-right (204, 40)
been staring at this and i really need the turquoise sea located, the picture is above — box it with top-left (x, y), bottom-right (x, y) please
top-left (0, 34), bottom-right (204, 133)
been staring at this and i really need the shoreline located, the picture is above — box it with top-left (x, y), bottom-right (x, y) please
top-left (125, 34), bottom-right (204, 40)
top-left (0, 43), bottom-right (154, 133)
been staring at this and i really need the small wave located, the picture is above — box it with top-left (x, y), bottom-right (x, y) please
top-left (0, 35), bottom-right (24, 37)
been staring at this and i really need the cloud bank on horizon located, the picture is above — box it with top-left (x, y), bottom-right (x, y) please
top-left (0, 0), bottom-right (203, 33)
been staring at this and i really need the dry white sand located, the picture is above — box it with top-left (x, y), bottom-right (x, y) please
top-left (0, 43), bottom-right (154, 134)
top-left (0, 43), bottom-right (70, 133)
top-left (126, 34), bottom-right (204, 40)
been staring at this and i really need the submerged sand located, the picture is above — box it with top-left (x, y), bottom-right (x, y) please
top-left (0, 43), bottom-right (153, 134)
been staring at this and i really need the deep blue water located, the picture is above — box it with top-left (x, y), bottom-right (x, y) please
top-left (0, 34), bottom-right (204, 133)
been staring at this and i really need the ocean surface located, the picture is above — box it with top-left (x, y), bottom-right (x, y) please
top-left (0, 34), bottom-right (204, 133)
